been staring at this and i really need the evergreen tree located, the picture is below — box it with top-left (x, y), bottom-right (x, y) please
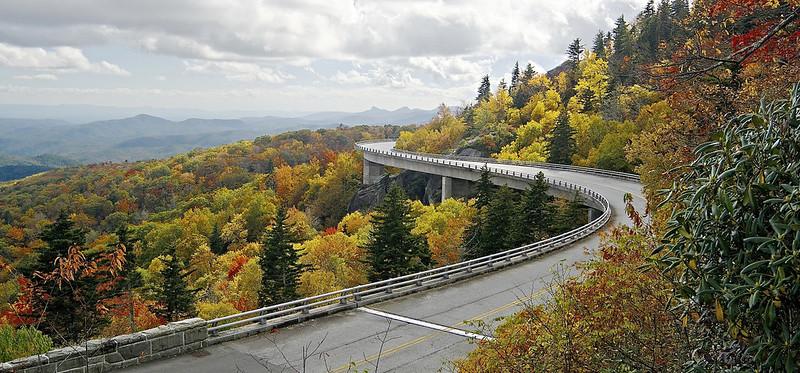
top-left (547, 109), bottom-right (576, 164)
top-left (635, 0), bottom-right (658, 63)
top-left (566, 38), bottom-right (584, 69)
top-left (513, 172), bottom-right (556, 246)
top-left (115, 225), bottom-right (143, 332)
top-left (27, 214), bottom-right (112, 342)
top-left (656, 0), bottom-right (673, 51)
top-left (258, 206), bottom-right (305, 307)
top-left (155, 249), bottom-right (196, 321)
top-left (209, 222), bottom-right (226, 255)
top-left (465, 186), bottom-right (518, 259)
top-left (564, 38), bottom-right (585, 101)
top-left (510, 62), bottom-right (520, 93)
top-left (592, 30), bottom-right (607, 59)
top-left (363, 185), bottom-right (430, 281)
top-left (474, 165), bottom-right (495, 209)
top-left (497, 78), bottom-right (507, 92)
top-left (476, 75), bottom-right (491, 102)
top-left (29, 211), bottom-right (85, 275)
top-left (523, 63), bottom-right (536, 82)
top-left (553, 192), bottom-right (588, 233)
top-left (610, 15), bottom-right (635, 85)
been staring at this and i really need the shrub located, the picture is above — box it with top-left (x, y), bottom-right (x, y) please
top-left (0, 324), bottom-right (53, 362)
top-left (658, 84), bottom-right (800, 370)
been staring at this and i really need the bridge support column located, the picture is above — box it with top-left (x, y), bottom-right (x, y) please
top-left (363, 159), bottom-right (386, 185)
top-left (587, 207), bottom-right (603, 222)
top-left (441, 176), bottom-right (452, 202)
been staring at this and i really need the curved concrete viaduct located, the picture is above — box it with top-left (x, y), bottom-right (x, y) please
top-left (124, 141), bottom-right (645, 373)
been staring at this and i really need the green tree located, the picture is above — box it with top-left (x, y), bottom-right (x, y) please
top-left (513, 172), bottom-right (556, 246)
top-left (209, 222), bottom-right (226, 255)
top-left (474, 165), bottom-right (495, 209)
top-left (466, 186), bottom-right (518, 259)
top-left (115, 225), bottom-right (143, 332)
top-left (658, 87), bottom-right (800, 371)
top-left (258, 206), bottom-right (305, 307)
top-left (154, 249), bottom-right (196, 322)
top-left (547, 110), bottom-right (576, 164)
top-left (610, 15), bottom-right (634, 85)
top-left (592, 30), bottom-right (607, 59)
top-left (29, 212), bottom-right (85, 275)
top-left (0, 325), bottom-right (53, 363)
top-left (510, 61), bottom-right (520, 93)
top-left (364, 185), bottom-right (430, 281)
top-left (566, 38), bottom-right (584, 70)
top-left (554, 192), bottom-right (587, 233)
top-left (477, 75), bottom-right (491, 102)
top-left (26, 214), bottom-right (113, 343)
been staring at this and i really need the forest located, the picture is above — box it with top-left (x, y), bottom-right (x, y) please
top-left (1, 0), bottom-right (799, 371)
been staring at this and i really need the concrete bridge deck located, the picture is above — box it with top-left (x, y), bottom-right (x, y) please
top-left (123, 141), bottom-right (644, 373)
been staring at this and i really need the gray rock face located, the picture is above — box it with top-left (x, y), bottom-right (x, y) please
top-left (455, 147), bottom-right (486, 157)
top-left (348, 170), bottom-right (436, 212)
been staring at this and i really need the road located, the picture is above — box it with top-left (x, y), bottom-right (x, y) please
top-left (125, 141), bottom-right (644, 373)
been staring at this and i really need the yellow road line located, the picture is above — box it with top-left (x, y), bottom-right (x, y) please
top-left (331, 288), bottom-right (547, 372)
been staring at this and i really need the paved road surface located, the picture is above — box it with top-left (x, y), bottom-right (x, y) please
top-left (125, 141), bottom-right (644, 373)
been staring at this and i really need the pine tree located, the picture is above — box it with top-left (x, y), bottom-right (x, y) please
top-left (155, 249), bottom-right (196, 321)
top-left (510, 62), bottom-right (520, 93)
top-left (547, 109), bottom-right (576, 164)
top-left (513, 172), bottom-right (556, 246)
top-left (465, 186), bottom-right (518, 259)
top-left (566, 38), bottom-right (584, 69)
top-left (29, 211), bottom-right (85, 275)
top-left (610, 15), bottom-right (634, 85)
top-left (27, 213), bottom-right (111, 342)
top-left (592, 31), bottom-right (607, 59)
top-left (523, 63), bottom-right (536, 82)
top-left (209, 222), bottom-right (226, 255)
top-left (258, 206), bottom-right (305, 307)
top-left (474, 165), bottom-right (495, 209)
top-left (363, 185), bottom-right (430, 281)
top-left (636, 0), bottom-right (659, 64)
top-left (116, 225), bottom-right (143, 332)
top-left (553, 192), bottom-right (588, 233)
top-left (497, 78), bottom-right (507, 92)
top-left (476, 75), bottom-right (491, 102)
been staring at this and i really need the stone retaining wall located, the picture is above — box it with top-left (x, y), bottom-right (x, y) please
top-left (1, 318), bottom-right (208, 373)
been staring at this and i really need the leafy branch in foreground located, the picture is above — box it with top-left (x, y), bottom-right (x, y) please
top-left (658, 84), bottom-right (800, 370)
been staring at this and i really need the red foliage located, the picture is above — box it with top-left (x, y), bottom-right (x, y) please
top-left (322, 226), bottom-right (338, 236)
top-left (227, 255), bottom-right (248, 280)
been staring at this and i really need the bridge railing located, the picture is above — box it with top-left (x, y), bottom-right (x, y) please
top-left (205, 141), bottom-right (613, 339)
top-left (354, 140), bottom-right (640, 182)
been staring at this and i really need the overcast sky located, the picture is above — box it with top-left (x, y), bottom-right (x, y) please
top-left (0, 0), bottom-right (647, 115)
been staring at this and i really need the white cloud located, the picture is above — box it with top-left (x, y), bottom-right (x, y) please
top-left (0, 43), bottom-right (129, 76)
top-left (0, 0), bottom-right (646, 61)
top-left (184, 60), bottom-right (292, 83)
top-left (13, 73), bottom-right (58, 80)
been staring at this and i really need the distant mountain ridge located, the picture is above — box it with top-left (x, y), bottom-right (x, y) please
top-left (0, 106), bottom-right (437, 180)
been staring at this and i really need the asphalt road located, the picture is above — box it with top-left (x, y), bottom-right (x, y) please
top-left (124, 141), bottom-right (644, 373)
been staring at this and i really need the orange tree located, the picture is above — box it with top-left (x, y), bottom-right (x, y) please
top-left (455, 210), bottom-right (693, 372)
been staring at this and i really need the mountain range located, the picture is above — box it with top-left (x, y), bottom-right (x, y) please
top-left (0, 106), bottom-right (437, 181)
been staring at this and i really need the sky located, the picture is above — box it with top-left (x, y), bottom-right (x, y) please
top-left (0, 0), bottom-right (648, 115)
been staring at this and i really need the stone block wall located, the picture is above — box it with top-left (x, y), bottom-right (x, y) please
top-left (0, 318), bottom-right (207, 373)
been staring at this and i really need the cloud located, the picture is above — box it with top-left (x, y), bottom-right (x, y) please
top-left (13, 73), bottom-right (58, 80)
top-left (184, 60), bottom-right (293, 83)
top-left (0, 43), bottom-right (129, 76)
top-left (0, 0), bottom-right (646, 61)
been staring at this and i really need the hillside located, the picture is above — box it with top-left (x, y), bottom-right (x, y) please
top-left (0, 107), bottom-right (438, 180)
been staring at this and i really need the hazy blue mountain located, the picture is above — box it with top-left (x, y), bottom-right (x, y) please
top-left (0, 106), bottom-right (437, 180)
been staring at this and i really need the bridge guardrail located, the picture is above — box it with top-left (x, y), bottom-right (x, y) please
top-left (205, 141), bottom-right (614, 339)
top-left (354, 139), bottom-right (640, 182)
